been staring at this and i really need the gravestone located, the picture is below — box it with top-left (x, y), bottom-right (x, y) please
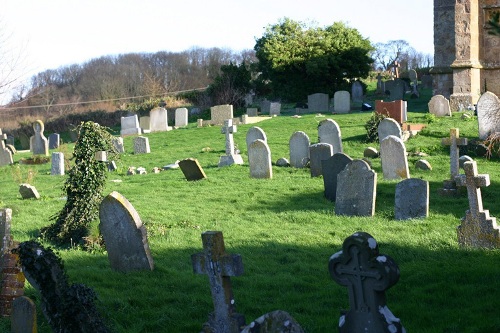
top-left (477, 91), bottom-right (500, 139)
top-left (191, 231), bottom-right (246, 333)
top-left (377, 118), bottom-right (402, 141)
top-left (50, 152), bottom-right (65, 175)
top-left (415, 159), bottom-right (432, 171)
top-left (428, 95), bottom-right (451, 117)
top-left (133, 136), bottom-right (150, 154)
top-left (376, 73), bottom-right (384, 93)
top-left (211, 104), bottom-right (234, 125)
top-left (334, 91), bottom-right (350, 113)
top-left (120, 114), bottom-right (141, 136)
top-left (322, 152), bottom-right (353, 202)
top-left (441, 128), bottom-right (468, 181)
top-left (289, 131), bottom-right (310, 168)
top-left (455, 161), bottom-right (500, 248)
top-left (385, 78), bottom-right (405, 101)
top-left (139, 116), bottom-right (151, 133)
top-left (179, 158), bottom-right (207, 181)
top-left (409, 69), bottom-right (418, 86)
top-left (48, 133), bottom-right (60, 149)
top-left (19, 184), bottom-right (40, 200)
top-left (0, 130), bottom-right (13, 166)
top-left (240, 310), bottom-right (304, 333)
top-left (99, 191), bottom-right (155, 272)
top-left (30, 120), bottom-right (49, 156)
top-left (309, 143), bottom-right (333, 177)
top-left (380, 135), bottom-right (410, 180)
top-left (375, 100), bottom-right (407, 124)
top-left (246, 108), bottom-right (258, 117)
top-left (269, 102), bottom-right (281, 116)
top-left (459, 155), bottom-right (473, 169)
top-left (318, 119), bottom-right (343, 154)
top-left (335, 159), bottom-right (377, 216)
top-left (395, 178), bottom-right (429, 220)
top-left (421, 75), bottom-right (433, 89)
top-left (246, 127), bottom-right (267, 152)
top-left (248, 139), bottom-right (272, 179)
top-left (308, 93), bottom-right (329, 112)
top-left (276, 157), bottom-right (290, 167)
top-left (150, 107), bottom-right (170, 132)
top-left (351, 81), bottom-right (363, 103)
top-left (363, 147), bottom-right (379, 158)
top-left (112, 137), bottom-right (125, 153)
top-left (175, 107), bottom-right (189, 127)
top-left (11, 296), bottom-right (37, 333)
top-left (219, 119), bottom-right (244, 167)
top-left (329, 232), bottom-right (405, 333)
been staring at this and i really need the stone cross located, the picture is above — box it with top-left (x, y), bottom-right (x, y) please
top-left (221, 119), bottom-right (237, 155)
top-left (455, 161), bottom-right (489, 219)
top-left (389, 61), bottom-right (400, 78)
top-left (329, 232), bottom-right (405, 332)
top-left (191, 231), bottom-right (245, 333)
top-left (441, 128), bottom-right (468, 179)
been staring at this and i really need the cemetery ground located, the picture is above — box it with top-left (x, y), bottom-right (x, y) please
top-left (1, 99), bottom-right (500, 332)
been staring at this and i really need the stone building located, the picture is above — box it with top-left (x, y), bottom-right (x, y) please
top-left (432, 0), bottom-right (500, 111)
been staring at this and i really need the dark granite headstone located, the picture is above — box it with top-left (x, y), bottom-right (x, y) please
top-left (335, 160), bottom-right (376, 216)
top-left (11, 296), bottom-right (37, 333)
top-left (395, 178), bottom-right (429, 220)
top-left (322, 152), bottom-right (353, 202)
top-left (19, 184), bottom-right (40, 200)
top-left (178, 158), bottom-right (207, 181)
top-left (309, 143), bottom-right (333, 177)
top-left (48, 133), bottom-right (60, 149)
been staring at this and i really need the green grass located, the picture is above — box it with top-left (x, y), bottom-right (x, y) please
top-left (1, 91), bottom-right (499, 332)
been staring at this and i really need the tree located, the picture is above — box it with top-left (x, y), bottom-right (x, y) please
top-left (371, 40), bottom-right (410, 71)
top-left (206, 62), bottom-right (252, 106)
top-left (0, 20), bottom-right (26, 103)
top-left (254, 18), bottom-right (373, 101)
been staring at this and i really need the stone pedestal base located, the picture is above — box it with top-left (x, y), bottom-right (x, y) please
top-left (218, 154), bottom-right (244, 167)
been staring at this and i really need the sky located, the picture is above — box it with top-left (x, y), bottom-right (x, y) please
top-left (0, 0), bottom-right (434, 104)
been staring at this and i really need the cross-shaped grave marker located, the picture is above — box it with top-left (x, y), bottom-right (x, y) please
top-left (191, 231), bottom-right (245, 333)
top-left (441, 128), bottom-right (468, 180)
top-left (455, 161), bottom-right (500, 248)
top-left (218, 119), bottom-right (243, 167)
top-left (0, 129), bottom-right (13, 166)
top-left (329, 232), bottom-right (405, 333)
top-left (389, 60), bottom-right (401, 78)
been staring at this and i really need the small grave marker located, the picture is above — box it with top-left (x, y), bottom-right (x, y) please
top-left (11, 296), bottom-right (37, 333)
top-left (395, 178), bottom-right (429, 220)
top-left (309, 143), bottom-right (333, 177)
top-left (380, 135), bottom-right (410, 180)
top-left (219, 119), bottom-right (244, 167)
top-left (442, 128), bottom-right (468, 180)
top-left (334, 91), bottom-right (350, 113)
top-left (246, 127), bottom-right (267, 152)
top-left (133, 136), bottom-right (150, 154)
top-left (175, 107), bottom-right (189, 127)
top-left (289, 131), bottom-right (310, 168)
top-left (179, 158), bottom-right (207, 181)
top-left (48, 133), bottom-right (60, 149)
top-left (19, 184), bottom-right (40, 200)
top-left (50, 152), bottom-right (65, 175)
top-left (248, 139), bottom-right (272, 179)
top-left (318, 119), bottom-right (343, 153)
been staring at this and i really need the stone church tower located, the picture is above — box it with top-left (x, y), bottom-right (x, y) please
top-left (432, 0), bottom-right (500, 111)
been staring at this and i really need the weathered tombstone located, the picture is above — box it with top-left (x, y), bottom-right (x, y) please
top-left (377, 118), bottom-right (402, 141)
top-left (318, 119), bottom-right (343, 154)
top-left (112, 137), bottom-right (125, 153)
top-left (276, 157), bottom-right (290, 167)
top-left (375, 100), bottom-right (407, 124)
top-left (248, 139), bottom-right (272, 179)
top-left (386, 78), bottom-right (405, 101)
top-left (179, 158), bottom-right (207, 181)
top-left (19, 184), bottom-right (40, 200)
top-left (48, 133), bottom-right (60, 149)
top-left (99, 191), bottom-right (155, 272)
top-left (335, 159), bottom-right (377, 216)
top-left (376, 73), bottom-right (384, 93)
top-left (459, 155), bottom-right (474, 169)
top-left (246, 127), bottom-right (267, 152)
top-left (211, 104), bottom-right (234, 125)
top-left (246, 108), bottom-right (258, 117)
top-left (219, 119), bottom-right (244, 167)
top-left (150, 107), bottom-right (170, 132)
top-left (309, 143), bottom-right (333, 177)
top-left (334, 91), bottom-right (350, 113)
top-left (351, 81), bottom-right (363, 103)
top-left (0, 129), bottom-right (13, 166)
top-left (120, 114), bottom-right (141, 136)
top-left (191, 231), bottom-right (246, 333)
top-left (380, 135), bottom-right (410, 180)
top-left (289, 131), bottom-right (310, 168)
top-left (308, 93), bottom-right (329, 112)
top-left (428, 95), bottom-right (451, 117)
top-left (322, 152), bottom-right (353, 202)
top-left (261, 100), bottom-right (271, 115)
top-left (477, 91), bottom-right (500, 139)
top-left (269, 102), bottom-right (281, 116)
top-left (363, 147), bottom-right (379, 158)
top-left (50, 152), bottom-right (65, 176)
top-left (30, 120), bottom-right (49, 156)
top-left (409, 69), bottom-right (418, 85)
top-left (175, 107), bottom-right (189, 127)
top-left (241, 310), bottom-right (304, 333)
top-left (455, 161), bottom-right (500, 248)
top-left (329, 232), bottom-right (405, 333)
top-left (11, 296), bottom-right (37, 333)
top-left (139, 116), bottom-right (151, 133)
top-left (442, 128), bottom-right (468, 181)
top-left (133, 136), bottom-right (150, 154)
top-left (395, 178), bottom-right (429, 220)
top-left (415, 159), bottom-right (432, 171)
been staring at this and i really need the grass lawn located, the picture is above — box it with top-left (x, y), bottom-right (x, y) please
top-left (0, 88), bottom-right (499, 332)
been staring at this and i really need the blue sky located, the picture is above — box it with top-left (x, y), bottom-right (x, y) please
top-left (1, 0), bottom-right (433, 101)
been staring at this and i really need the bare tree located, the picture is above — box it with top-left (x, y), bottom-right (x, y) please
top-left (0, 20), bottom-right (27, 104)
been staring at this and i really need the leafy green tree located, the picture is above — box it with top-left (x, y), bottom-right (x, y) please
top-left (254, 18), bottom-right (373, 101)
top-left (487, 11), bottom-right (500, 36)
top-left (206, 62), bottom-right (252, 106)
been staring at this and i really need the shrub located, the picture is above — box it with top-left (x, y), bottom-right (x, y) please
top-left (364, 111), bottom-right (386, 142)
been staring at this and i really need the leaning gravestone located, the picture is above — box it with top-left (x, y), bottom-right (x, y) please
top-left (150, 107), bottom-right (170, 132)
top-left (377, 118), bottom-right (402, 141)
top-left (308, 93), bottom-right (329, 112)
top-left (19, 184), bottom-right (40, 200)
top-left (0, 129), bottom-right (13, 166)
top-left (50, 152), bottom-right (65, 176)
top-left (329, 232), bottom-right (405, 333)
top-left (428, 95), bottom-right (451, 117)
top-left (120, 114), bottom-right (141, 136)
top-left (335, 159), bottom-right (377, 216)
top-left (175, 107), bottom-right (189, 127)
top-left (246, 126), bottom-right (267, 152)
top-left (351, 81), bottom-right (363, 103)
top-left (211, 104), bottom-right (234, 125)
top-left (380, 135), bottom-right (410, 180)
top-left (30, 120), bottom-right (49, 156)
top-left (477, 91), bottom-right (500, 139)
top-left (179, 158), bottom-right (207, 181)
top-left (395, 178), bottom-right (429, 220)
top-left (322, 152), bottom-right (353, 202)
top-left (240, 310), bottom-right (304, 333)
top-left (112, 137), bottom-right (125, 153)
top-left (455, 161), bottom-right (500, 248)
top-left (99, 191), bottom-right (154, 272)
top-left (133, 136), bottom-right (150, 154)
top-left (289, 131), bottom-right (310, 168)
top-left (309, 143), bottom-right (333, 177)
top-left (248, 139), bottom-right (272, 179)
top-left (334, 91), bottom-right (350, 113)
top-left (318, 119), bottom-right (343, 154)
top-left (192, 231), bottom-right (246, 333)
top-left (48, 133), bottom-right (60, 149)
top-left (11, 296), bottom-right (37, 333)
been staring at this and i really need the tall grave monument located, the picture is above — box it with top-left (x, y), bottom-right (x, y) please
top-left (219, 119), bottom-right (244, 167)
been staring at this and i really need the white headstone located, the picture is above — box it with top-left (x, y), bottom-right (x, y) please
top-left (175, 108), bottom-right (189, 127)
top-left (477, 91), bottom-right (500, 140)
top-left (246, 127), bottom-right (267, 152)
top-left (428, 95), bottom-right (451, 117)
top-left (248, 139), bottom-right (272, 179)
top-left (334, 91), bottom-right (350, 113)
top-left (120, 115), bottom-right (141, 136)
top-left (378, 118), bottom-right (402, 141)
top-left (380, 135), bottom-right (410, 180)
top-left (50, 152), bottom-right (65, 175)
top-left (318, 119), bottom-right (343, 153)
top-left (150, 107), bottom-right (170, 132)
top-left (289, 131), bottom-right (310, 168)
top-left (309, 143), bottom-right (333, 177)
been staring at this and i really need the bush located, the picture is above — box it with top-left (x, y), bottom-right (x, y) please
top-left (364, 111), bottom-right (386, 142)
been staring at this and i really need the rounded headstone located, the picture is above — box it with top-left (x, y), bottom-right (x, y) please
top-left (459, 155), bottom-right (474, 169)
top-left (363, 147), bottom-right (379, 158)
top-left (415, 159), bottom-right (432, 171)
top-left (276, 157), bottom-right (290, 167)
